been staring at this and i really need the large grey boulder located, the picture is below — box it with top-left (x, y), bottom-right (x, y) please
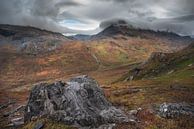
top-left (24, 75), bottom-right (128, 128)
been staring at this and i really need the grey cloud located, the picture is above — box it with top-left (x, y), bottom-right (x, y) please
top-left (0, 0), bottom-right (81, 34)
top-left (99, 19), bottom-right (128, 28)
top-left (30, 0), bottom-right (59, 17)
top-left (55, 1), bottom-right (82, 7)
top-left (99, 0), bottom-right (134, 3)
top-left (0, 0), bottom-right (194, 35)
top-left (163, 14), bottom-right (194, 22)
top-left (0, 0), bottom-right (23, 17)
top-left (30, 0), bottom-right (82, 18)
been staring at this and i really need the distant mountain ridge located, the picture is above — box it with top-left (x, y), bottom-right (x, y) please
top-left (0, 21), bottom-right (194, 55)
top-left (92, 23), bottom-right (193, 43)
top-left (0, 24), bottom-right (70, 53)
top-left (0, 24), bottom-right (68, 39)
top-left (70, 22), bottom-right (193, 47)
top-left (69, 34), bottom-right (91, 40)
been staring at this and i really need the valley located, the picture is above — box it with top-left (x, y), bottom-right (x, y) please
top-left (0, 24), bottom-right (194, 129)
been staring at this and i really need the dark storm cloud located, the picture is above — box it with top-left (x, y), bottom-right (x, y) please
top-left (99, 19), bottom-right (129, 28)
top-left (0, 0), bottom-right (194, 35)
top-left (30, 0), bottom-right (82, 17)
top-left (55, 1), bottom-right (82, 7)
top-left (0, 0), bottom-right (86, 34)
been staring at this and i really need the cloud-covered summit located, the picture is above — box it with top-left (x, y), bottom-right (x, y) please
top-left (0, 0), bottom-right (194, 35)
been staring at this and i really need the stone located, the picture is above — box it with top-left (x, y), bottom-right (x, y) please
top-left (167, 70), bottom-right (174, 75)
top-left (33, 122), bottom-right (44, 129)
top-left (4, 105), bottom-right (25, 117)
top-left (0, 100), bottom-right (15, 110)
top-left (128, 110), bottom-right (138, 116)
top-left (169, 84), bottom-right (188, 91)
top-left (157, 103), bottom-right (194, 118)
top-left (24, 75), bottom-right (128, 128)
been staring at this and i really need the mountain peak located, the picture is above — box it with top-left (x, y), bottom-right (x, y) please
top-left (92, 20), bottom-right (193, 45)
top-left (93, 20), bottom-right (135, 39)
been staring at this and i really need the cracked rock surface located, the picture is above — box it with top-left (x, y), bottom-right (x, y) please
top-left (24, 75), bottom-right (128, 128)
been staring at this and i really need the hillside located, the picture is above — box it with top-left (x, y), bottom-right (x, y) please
top-left (0, 24), bottom-right (70, 53)
top-left (0, 24), bottom-right (193, 94)
top-left (121, 43), bottom-right (194, 81)
top-left (84, 23), bottom-right (193, 67)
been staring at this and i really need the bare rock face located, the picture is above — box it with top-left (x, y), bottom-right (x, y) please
top-left (24, 75), bottom-right (128, 128)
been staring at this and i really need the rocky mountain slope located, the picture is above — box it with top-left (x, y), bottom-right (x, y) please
top-left (70, 21), bottom-right (193, 67)
top-left (77, 21), bottom-right (193, 48)
top-left (0, 24), bottom-right (70, 53)
top-left (69, 34), bottom-right (91, 40)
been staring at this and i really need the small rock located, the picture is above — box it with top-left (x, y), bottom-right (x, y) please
top-left (137, 108), bottom-right (142, 111)
top-left (96, 124), bottom-right (116, 129)
top-left (33, 122), bottom-right (44, 129)
top-left (169, 84), bottom-right (188, 91)
top-left (167, 70), bottom-right (174, 75)
top-left (4, 105), bottom-right (25, 117)
top-left (128, 110), bottom-right (138, 116)
top-left (129, 76), bottom-right (134, 81)
top-left (11, 117), bottom-right (23, 123)
top-left (0, 100), bottom-right (16, 110)
top-left (157, 102), bottom-right (194, 118)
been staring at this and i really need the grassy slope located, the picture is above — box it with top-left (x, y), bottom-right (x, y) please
top-left (0, 37), bottom-right (176, 97)
top-left (0, 39), bottom-right (193, 129)
top-left (121, 43), bottom-right (194, 80)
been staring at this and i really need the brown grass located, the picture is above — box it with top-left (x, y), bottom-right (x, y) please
top-left (0, 40), bottom-right (193, 129)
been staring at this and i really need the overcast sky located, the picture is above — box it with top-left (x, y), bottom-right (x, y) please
top-left (0, 0), bottom-right (194, 35)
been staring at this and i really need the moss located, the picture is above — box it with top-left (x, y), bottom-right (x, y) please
top-left (175, 57), bottom-right (194, 68)
top-left (116, 51), bottom-right (129, 62)
top-left (155, 68), bottom-right (194, 83)
top-left (145, 125), bottom-right (159, 129)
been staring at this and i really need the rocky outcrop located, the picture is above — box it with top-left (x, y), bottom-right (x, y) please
top-left (157, 103), bottom-right (194, 118)
top-left (24, 75), bottom-right (128, 128)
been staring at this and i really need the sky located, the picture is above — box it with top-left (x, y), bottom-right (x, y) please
top-left (0, 0), bottom-right (194, 36)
